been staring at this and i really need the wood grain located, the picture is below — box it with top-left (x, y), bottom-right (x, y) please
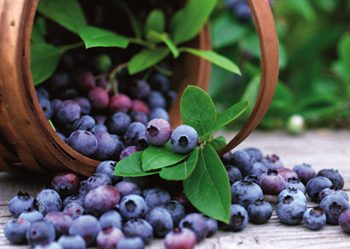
top-left (1, 131), bottom-right (350, 248)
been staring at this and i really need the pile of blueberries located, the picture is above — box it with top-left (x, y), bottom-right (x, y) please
top-left (36, 53), bottom-right (179, 160)
top-left (4, 147), bottom-right (350, 249)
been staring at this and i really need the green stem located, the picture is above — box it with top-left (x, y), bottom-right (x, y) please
top-left (108, 63), bottom-right (128, 95)
top-left (129, 38), bottom-right (156, 50)
top-left (155, 65), bottom-right (173, 76)
top-left (61, 41), bottom-right (84, 52)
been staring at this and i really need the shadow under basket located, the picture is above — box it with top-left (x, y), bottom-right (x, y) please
top-left (0, 0), bottom-right (279, 176)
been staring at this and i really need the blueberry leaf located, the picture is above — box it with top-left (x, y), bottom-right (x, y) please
top-left (180, 86), bottom-right (216, 139)
top-left (208, 136), bottom-right (227, 152)
top-left (180, 48), bottom-right (241, 75)
top-left (115, 152), bottom-right (158, 177)
top-left (183, 145), bottom-right (231, 223)
top-left (142, 145), bottom-right (189, 172)
top-left (78, 26), bottom-right (129, 49)
top-left (159, 147), bottom-right (199, 181)
top-left (128, 48), bottom-right (169, 75)
top-left (145, 9), bottom-right (165, 41)
top-left (170, 0), bottom-right (217, 44)
top-left (147, 31), bottom-right (180, 58)
top-left (37, 0), bottom-right (86, 34)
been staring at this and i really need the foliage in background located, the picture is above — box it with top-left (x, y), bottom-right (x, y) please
top-left (210, 0), bottom-right (350, 130)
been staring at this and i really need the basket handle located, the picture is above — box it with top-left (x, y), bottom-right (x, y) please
top-left (220, 0), bottom-right (279, 155)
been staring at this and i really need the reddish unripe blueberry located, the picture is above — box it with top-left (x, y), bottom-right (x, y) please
top-left (51, 173), bottom-right (80, 197)
top-left (88, 87), bottom-right (109, 110)
top-left (120, 146), bottom-right (139, 160)
top-left (84, 186), bottom-right (120, 215)
top-left (339, 209), bottom-right (350, 234)
top-left (63, 203), bottom-right (84, 219)
top-left (109, 94), bottom-right (132, 113)
top-left (44, 211), bottom-right (73, 237)
top-left (293, 163), bottom-right (316, 184)
top-left (262, 154), bottom-right (284, 170)
top-left (260, 169), bottom-right (287, 195)
top-left (277, 168), bottom-right (299, 181)
top-left (164, 228), bottom-right (197, 249)
top-left (77, 71), bottom-right (96, 91)
top-left (132, 100), bottom-right (150, 114)
top-left (96, 227), bottom-right (124, 249)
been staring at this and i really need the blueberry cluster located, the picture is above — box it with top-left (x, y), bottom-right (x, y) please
top-left (4, 148), bottom-right (350, 249)
top-left (36, 53), bottom-right (184, 160)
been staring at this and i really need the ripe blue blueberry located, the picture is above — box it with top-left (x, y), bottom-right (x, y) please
top-left (162, 200), bottom-right (186, 226)
top-left (75, 97), bottom-right (91, 115)
top-left (318, 188), bottom-right (348, 202)
top-left (4, 218), bottom-right (31, 244)
top-left (36, 87), bottom-right (50, 99)
top-left (115, 180), bottom-right (141, 197)
top-left (317, 168), bottom-right (344, 190)
top-left (244, 147), bottom-right (263, 162)
top-left (128, 80), bottom-right (151, 99)
top-left (151, 73), bottom-right (171, 93)
top-left (39, 97), bottom-right (53, 119)
top-left (85, 173), bottom-right (112, 193)
top-left (72, 115), bottom-right (95, 131)
top-left (67, 130), bottom-right (98, 157)
top-left (142, 188), bottom-right (171, 209)
top-left (276, 195), bottom-right (306, 225)
top-left (227, 204), bottom-right (248, 231)
top-left (170, 125), bottom-right (198, 154)
top-left (230, 150), bottom-right (254, 176)
top-left (63, 203), bottom-right (84, 219)
top-left (57, 100), bottom-right (81, 125)
top-left (96, 161), bottom-right (120, 184)
top-left (206, 218), bottom-right (218, 237)
top-left (94, 131), bottom-right (123, 160)
top-left (8, 192), bottom-right (35, 217)
top-left (117, 237), bottom-right (145, 249)
top-left (44, 212), bottom-right (73, 237)
top-left (303, 207), bottom-right (326, 230)
top-left (130, 111), bottom-right (149, 125)
top-left (306, 176), bottom-right (333, 202)
top-left (69, 215), bottom-right (101, 246)
top-left (320, 193), bottom-right (349, 224)
top-left (122, 219), bottom-right (153, 244)
top-left (124, 122), bottom-right (148, 148)
top-left (119, 146), bottom-right (139, 160)
top-left (96, 227), bottom-right (124, 249)
top-left (339, 209), bottom-right (350, 234)
top-left (286, 177), bottom-right (306, 193)
top-left (249, 162), bottom-right (267, 177)
top-left (36, 189), bottom-right (62, 216)
top-left (146, 207), bottom-right (174, 238)
top-left (19, 210), bottom-right (44, 223)
top-left (99, 210), bottom-right (122, 230)
top-left (248, 199), bottom-right (272, 224)
top-left (261, 154), bottom-right (284, 170)
top-left (293, 163), bottom-right (316, 185)
top-left (51, 173), bottom-right (80, 197)
top-left (26, 220), bottom-right (56, 247)
top-left (56, 132), bottom-right (67, 142)
top-left (146, 118), bottom-right (172, 146)
top-left (226, 165), bottom-right (242, 184)
top-left (63, 195), bottom-right (84, 207)
top-left (109, 112), bottom-right (132, 134)
top-left (34, 242), bottom-right (63, 249)
top-left (119, 194), bottom-right (148, 220)
top-left (58, 235), bottom-right (86, 249)
top-left (277, 188), bottom-right (306, 204)
top-left (149, 107), bottom-right (169, 121)
top-left (179, 213), bottom-right (209, 242)
top-left (231, 180), bottom-right (263, 208)
top-left (260, 169), bottom-right (287, 195)
top-left (164, 228), bottom-right (196, 249)
top-left (147, 91), bottom-right (167, 109)
top-left (84, 185), bottom-right (120, 215)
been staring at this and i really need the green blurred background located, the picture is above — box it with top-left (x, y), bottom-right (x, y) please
top-left (210, 0), bottom-right (350, 132)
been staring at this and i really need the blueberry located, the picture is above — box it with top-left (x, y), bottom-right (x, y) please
top-left (96, 227), bottom-right (124, 249)
top-left (36, 189), bottom-right (62, 216)
top-left (230, 150), bottom-right (254, 176)
top-left (51, 173), bottom-right (80, 197)
top-left (96, 161), bottom-right (120, 184)
top-left (44, 211), bottom-right (73, 237)
top-left (39, 97), bottom-right (53, 119)
top-left (231, 180), bottom-right (263, 208)
top-left (318, 188), bottom-right (348, 202)
top-left (72, 115), bottom-right (95, 131)
top-left (69, 215), bottom-right (101, 246)
top-left (262, 154), bottom-right (284, 170)
top-left (249, 162), bottom-right (267, 177)
top-left (142, 188), bottom-right (171, 209)
top-left (162, 200), bottom-right (186, 226)
top-left (88, 87), bottom-right (109, 110)
top-left (119, 146), bottom-right (139, 160)
top-left (67, 130), bottom-right (98, 156)
top-left (26, 220), bottom-right (56, 247)
top-left (77, 71), bottom-right (96, 91)
top-left (58, 235), bottom-right (86, 249)
top-left (277, 167), bottom-right (299, 181)
top-left (63, 203), bottom-right (84, 219)
top-left (34, 242), bottom-right (63, 249)
top-left (244, 147), bottom-right (263, 162)
top-left (227, 204), bottom-right (248, 231)
top-left (286, 177), bottom-right (306, 193)
top-left (146, 118), bottom-right (171, 146)
top-left (85, 173), bottom-right (112, 193)
top-left (96, 75), bottom-right (108, 88)
top-left (164, 228), bottom-right (196, 249)
top-left (79, 180), bottom-right (89, 197)
top-left (59, 88), bottom-right (78, 100)
top-left (8, 192), bottom-right (35, 217)
top-left (130, 111), bottom-right (149, 125)
top-left (226, 165), bottom-right (242, 184)
top-left (75, 97), bottom-right (91, 115)
top-left (179, 213), bottom-right (208, 242)
top-left (51, 99), bottom-right (63, 114)
top-left (4, 218), bottom-right (31, 244)
top-left (108, 112), bottom-right (131, 134)
top-left (115, 180), bottom-right (141, 197)
top-left (339, 209), bottom-right (350, 234)
top-left (147, 91), bottom-right (167, 109)
top-left (56, 132), bottom-right (67, 142)
top-left (94, 115), bottom-right (107, 125)
top-left (109, 94), bottom-right (132, 113)
top-left (150, 73), bottom-right (171, 93)
top-left (19, 210), bottom-right (44, 223)
top-left (57, 100), bottom-right (81, 125)
top-left (99, 210), bottom-right (122, 230)
top-left (94, 54), bottom-right (112, 73)
top-left (149, 107), bottom-right (170, 121)
top-left (260, 169), bottom-right (287, 195)
top-left (320, 193), bottom-right (349, 224)
top-left (84, 186), bottom-right (120, 215)
top-left (170, 125), bottom-right (198, 154)
top-left (117, 237), bottom-right (145, 249)
top-left (317, 168), bottom-right (344, 190)
top-left (132, 100), bottom-right (150, 114)
top-left (91, 124), bottom-right (108, 134)
top-left (124, 122), bottom-right (148, 148)
top-left (146, 207), bottom-right (173, 238)
top-left (303, 207), bottom-right (326, 230)
top-left (278, 188), bottom-right (306, 204)
top-left (119, 194), bottom-right (148, 219)
top-left (306, 176), bottom-right (333, 202)
top-left (63, 195), bottom-right (84, 207)
top-left (276, 195), bottom-right (306, 225)
top-left (36, 87), bottom-right (50, 99)
top-left (128, 80), bottom-right (151, 99)
top-left (248, 199), bottom-right (272, 224)
top-left (94, 131), bottom-right (123, 160)
top-left (206, 218), bottom-right (218, 237)
top-left (122, 219), bottom-right (153, 244)
top-left (293, 163), bottom-right (316, 184)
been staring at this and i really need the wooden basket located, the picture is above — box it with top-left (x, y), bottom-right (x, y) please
top-left (0, 0), bottom-right (279, 176)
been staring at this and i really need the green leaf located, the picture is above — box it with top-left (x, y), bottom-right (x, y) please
top-left (159, 147), bottom-right (199, 181)
top-left (142, 145), bottom-right (189, 172)
top-left (31, 43), bottom-right (64, 85)
top-left (31, 17), bottom-right (46, 43)
top-left (147, 31), bottom-right (179, 58)
top-left (181, 48), bottom-right (241, 75)
top-left (114, 152), bottom-right (158, 177)
top-left (37, 0), bottom-right (86, 34)
top-left (208, 136), bottom-right (227, 152)
top-left (184, 145), bottom-right (231, 223)
top-left (242, 76), bottom-right (260, 114)
top-left (170, 0), bottom-right (217, 44)
top-left (180, 86), bottom-right (216, 139)
top-left (145, 9), bottom-right (165, 39)
top-left (78, 26), bottom-right (129, 49)
top-left (128, 48), bottom-right (169, 75)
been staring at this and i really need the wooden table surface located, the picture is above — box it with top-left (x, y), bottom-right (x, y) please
top-left (1, 131), bottom-right (350, 249)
